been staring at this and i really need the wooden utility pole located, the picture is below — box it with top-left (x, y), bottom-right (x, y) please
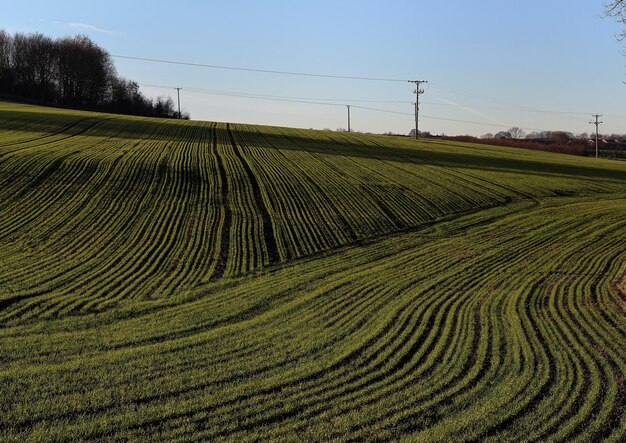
top-left (590, 114), bottom-right (603, 158)
top-left (408, 80), bottom-right (427, 139)
top-left (175, 87), bottom-right (182, 119)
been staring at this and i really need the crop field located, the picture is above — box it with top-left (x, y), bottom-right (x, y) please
top-left (0, 100), bottom-right (625, 441)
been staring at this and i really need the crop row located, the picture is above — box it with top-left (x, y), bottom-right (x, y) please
top-left (1, 197), bottom-right (624, 441)
top-left (3, 105), bottom-right (626, 324)
top-left (1, 102), bottom-right (625, 440)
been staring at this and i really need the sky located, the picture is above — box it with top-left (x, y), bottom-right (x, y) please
top-left (2, 0), bottom-right (626, 136)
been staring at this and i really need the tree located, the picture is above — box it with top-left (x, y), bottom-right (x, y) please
top-left (29, 33), bottom-right (57, 101)
top-left (577, 132), bottom-right (590, 142)
top-left (508, 127), bottom-right (525, 139)
top-left (153, 95), bottom-right (175, 117)
top-left (494, 130), bottom-right (511, 139)
top-left (57, 35), bottom-right (113, 107)
top-left (605, 1), bottom-right (626, 43)
top-left (0, 28), bottom-right (187, 119)
top-left (0, 30), bottom-right (14, 93)
top-left (57, 36), bottom-right (88, 105)
top-left (546, 131), bottom-right (573, 145)
top-left (12, 33), bottom-right (36, 97)
top-left (525, 131), bottom-right (542, 140)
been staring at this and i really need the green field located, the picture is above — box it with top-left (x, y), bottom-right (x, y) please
top-left (1, 100), bottom-right (625, 441)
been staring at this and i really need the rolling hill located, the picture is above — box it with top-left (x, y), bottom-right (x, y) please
top-left (1, 101), bottom-right (625, 441)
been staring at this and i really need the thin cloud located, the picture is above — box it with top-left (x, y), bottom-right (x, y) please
top-left (64, 22), bottom-right (123, 36)
top-left (436, 97), bottom-right (505, 126)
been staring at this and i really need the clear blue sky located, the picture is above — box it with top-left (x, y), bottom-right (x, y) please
top-left (3, 0), bottom-right (626, 136)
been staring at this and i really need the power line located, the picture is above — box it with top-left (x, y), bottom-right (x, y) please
top-left (351, 105), bottom-right (411, 116)
top-left (142, 82), bottom-right (624, 122)
top-left (137, 83), bottom-right (589, 134)
top-left (121, 54), bottom-right (585, 115)
top-left (113, 54), bottom-right (408, 82)
top-left (421, 115), bottom-right (547, 132)
top-left (141, 82), bottom-right (411, 103)
top-left (423, 101), bottom-right (591, 117)
top-left (190, 90), bottom-right (345, 107)
top-left (141, 83), bottom-right (415, 112)
top-left (418, 101), bottom-right (626, 121)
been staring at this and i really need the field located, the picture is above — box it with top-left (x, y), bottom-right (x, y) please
top-left (0, 100), bottom-right (625, 441)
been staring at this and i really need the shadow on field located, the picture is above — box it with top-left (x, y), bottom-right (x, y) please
top-left (236, 126), bottom-right (626, 183)
top-left (3, 105), bottom-right (626, 183)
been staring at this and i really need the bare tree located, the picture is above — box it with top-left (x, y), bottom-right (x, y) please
top-left (605, 1), bottom-right (626, 47)
top-left (0, 30), bottom-right (10, 65)
top-left (0, 30), bottom-right (13, 93)
top-left (546, 131), bottom-right (573, 145)
top-left (494, 130), bottom-right (511, 139)
top-left (57, 35), bottom-right (113, 106)
top-left (29, 33), bottom-right (57, 100)
top-left (12, 33), bottom-right (36, 96)
top-left (508, 127), bottom-right (525, 139)
top-left (0, 28), bottom-right (187, 119)
top-left (154, 95), bottom-right (175, 116)
top-left (57, 36), bottom-right (86, 105)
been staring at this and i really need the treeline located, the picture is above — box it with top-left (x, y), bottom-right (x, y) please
top-left (0, 30), bottom-right (187, 119)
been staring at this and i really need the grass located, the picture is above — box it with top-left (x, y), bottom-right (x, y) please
top-left (0, 100), bottom-right (625, 441)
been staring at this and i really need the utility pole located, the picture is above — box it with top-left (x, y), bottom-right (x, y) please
top-left (408, 80), bottom-right (427, 139)
top-left (346, 105), bottom-right (351, 133)
top-left (175, 87), bottom-right (182, 119)
top-left (590, 114), bottom-right (603, 159)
